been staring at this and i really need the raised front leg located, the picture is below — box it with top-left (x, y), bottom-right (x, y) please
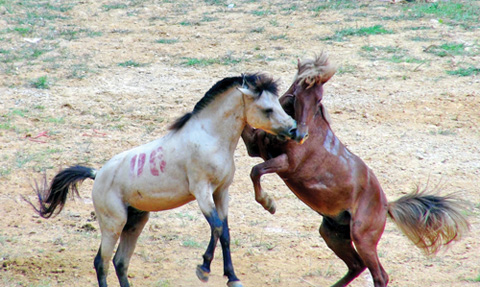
top-left (250, 153), bottom-right (289, 214)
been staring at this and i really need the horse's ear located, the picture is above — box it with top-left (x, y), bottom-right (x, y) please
top-left (237, 87), bottom-right (256, 98)
top-left (297, 58), bottom-right (301, 70)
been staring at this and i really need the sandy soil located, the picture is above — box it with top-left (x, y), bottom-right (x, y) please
top-left (1, 1), bottom-right (479, 286)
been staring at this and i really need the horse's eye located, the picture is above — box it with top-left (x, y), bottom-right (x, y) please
top-left (263, 108), bottom-right (273, 117)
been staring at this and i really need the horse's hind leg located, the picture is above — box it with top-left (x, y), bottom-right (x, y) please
top-left (319, 216), bottom-right (366, 287)
top-left (350, 194), bottom-right (389, 287)
top-left (93, 192), bottom-right (128, 287)
top-left (113, 207), bottom-right (150, 287)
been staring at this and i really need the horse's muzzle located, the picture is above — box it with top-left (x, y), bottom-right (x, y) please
top-left (290, 124), bottom-right (309, 144)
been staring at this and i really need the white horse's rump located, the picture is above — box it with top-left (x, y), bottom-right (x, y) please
top-left (31, 74), bottom-right (298, 287)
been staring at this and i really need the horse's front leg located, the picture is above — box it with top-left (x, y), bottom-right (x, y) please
top-left (250, 153), bottom-right (289, 214)
top-left (214, 188), bottom-right (242, 287)
top-left (194, 183), bottom-right (242, 287)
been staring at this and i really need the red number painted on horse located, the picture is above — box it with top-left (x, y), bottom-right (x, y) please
top-left (129, 154), bottom-right (137, 177)
top-left (137, 153), bottom-right (146, 176)
top-left (149, 146), bottom-right (167, 176)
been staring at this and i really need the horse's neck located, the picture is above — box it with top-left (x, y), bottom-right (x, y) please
top-left (313, 104), bottom-right (334, 139)
top-left (318, 104), bottom-right (332, 127)
top-left (196, 88), bottom-right (245, 153)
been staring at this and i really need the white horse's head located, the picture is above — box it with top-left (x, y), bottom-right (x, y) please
top-left (238, 74), bottom-right (297, 140)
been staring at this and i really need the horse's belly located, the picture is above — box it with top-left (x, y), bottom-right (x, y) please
top-left (285, 180), bottom-right (353, 216)
top-left (122, 176), bottom-right (194, 212)
top-left (128, 191), bottom-right (196, 212)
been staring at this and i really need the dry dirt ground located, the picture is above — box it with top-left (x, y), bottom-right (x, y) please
top-left (1, 1), bottom-right (479, 286)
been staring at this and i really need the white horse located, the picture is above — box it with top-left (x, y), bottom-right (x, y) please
top-left (30, 74), bottom-right (303, 287)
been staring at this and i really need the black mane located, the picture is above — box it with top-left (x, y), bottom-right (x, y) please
top-left (169, 73), bottom-right (278, 131)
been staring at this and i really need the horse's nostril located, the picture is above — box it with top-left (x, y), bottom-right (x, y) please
top-left (289, 128), bottom-right (297, 138)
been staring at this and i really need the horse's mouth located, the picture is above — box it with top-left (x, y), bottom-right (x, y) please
top-left (276, 133), bottom-right (288, 141)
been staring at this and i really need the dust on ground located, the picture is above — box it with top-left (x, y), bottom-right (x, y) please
top-left (1, 1), bottom-right (479, 286)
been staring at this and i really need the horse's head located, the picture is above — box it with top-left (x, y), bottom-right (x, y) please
top-left (283, 54), bottom-right (336, 144)
top-left (238, 74), bottom-right (297, 140)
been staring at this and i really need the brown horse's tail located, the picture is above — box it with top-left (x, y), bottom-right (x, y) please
top-left (387, 188), bottom-right (469, 255)
top-left (26, 166), bottom-right (97, 219)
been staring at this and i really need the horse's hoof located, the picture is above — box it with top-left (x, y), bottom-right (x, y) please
top-left (227, 280), bottom-right (244, 287)
top-left (196, 265), bottom-right (209, 282)
top-left (267, 201), bottom-right (276, 214)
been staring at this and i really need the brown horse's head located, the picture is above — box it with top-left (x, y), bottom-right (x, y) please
top-left (284, 53), bottom-right (336, 144)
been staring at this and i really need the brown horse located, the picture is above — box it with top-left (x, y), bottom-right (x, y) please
top-left (241, 54), bottom-right (469, 287)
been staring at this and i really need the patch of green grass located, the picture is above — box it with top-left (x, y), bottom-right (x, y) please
top-left (361, 45), bottom-right (426, 65)
top-left (403, 26), bottom-right (432, 31)
top-left (410, 36), bottom-right (435, 42)
top-left (311, 0), bottom-right (362, 12)
top-left (250, 27), bottom-right (265, 33)
top-left (10, 109), bottom-right (28, 117)
top-left (0, 167), bottom-right (12, 177)
top-left (50, 28), bottom-right (101, 41)
top-left (429, 129), bottom-right (457, 136)
top-left (182, 57), bottom-right (217, 67)
top-left (252, 10), bottom-right (273, 16)
top-left (446, 66), bottom-right (480, 77)
top-left (181, 238), bottom-right (203, 248)
top-left (270, 34), bottom-right (287, 41)
top-left (13, 26), bottom-right (33, 35)
top-left (45, 117), bottom-right (65, 124)
top-left (204, 0), bottom-right (226, 5)
top-left (403, 1), bottom-right (480, 28)
top-left (179, 20), bottom-right (198, 26)
top-left (337, 64), bottom-right (356, 75)
top-left (155, 38), bottom-right (179, 44)
top-left (361, 45), bottom-right (403, 54)
top-left (31, 76), bottom-right (50, 89)
top-left (383, 55), bottom-right (425, 64)
top-left (322, 25), bottom-right (394, 41)
top-left (425, 43), bottom-right (470, 57)
top-left (466, 273), bottom-right (480, 282)
top-left (102, 3), bottom-right (128, 11)
top-left (118, 60), bottom-right (146, 68)
top-left (70, 64), bottom-right (93, 79)
top-left (201, 15), bottom-right (217, 22)
top-left (15, 152), bottom-right (34, 168)
top-left (0, 121), bottom-right (13, 130)
top-left (181, 55), bottom-right (243, 67)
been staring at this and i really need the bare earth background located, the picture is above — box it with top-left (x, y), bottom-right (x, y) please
top-left (1, 1), bottom-right (479, 286)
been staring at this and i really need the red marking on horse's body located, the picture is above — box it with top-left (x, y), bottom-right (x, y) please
top-left (160, 160), bottom-right (166, 173)
top-left (149, 146), bottom-right (167, 176)
top-left (130, 154), bottom-right (137, 177)
top-left (149, 150), bottom-right (160, 176)
top-left (137, 153), bottom-right (146, 176)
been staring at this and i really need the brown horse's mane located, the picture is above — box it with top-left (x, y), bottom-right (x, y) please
top-left (169, 73), bottom-right (279, 131)
top-left (295, 52), bottom-right (337, 89)
top-left (290, 53), bottom-right (335, 125)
